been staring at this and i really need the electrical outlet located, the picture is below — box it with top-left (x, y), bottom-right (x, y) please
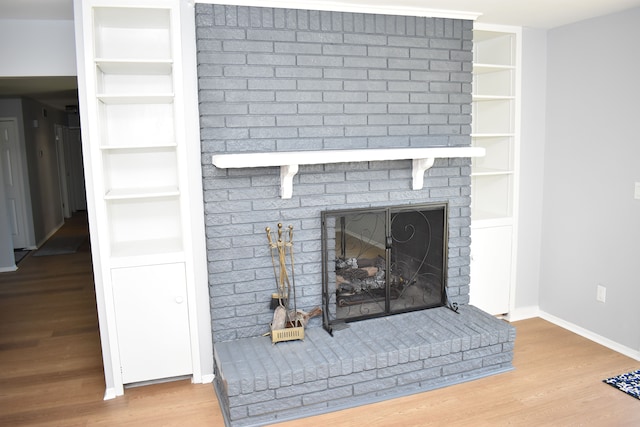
top-left (596, 285), bottom-right (606, 303)
top-left (635, 182), bottom-right (640, 200)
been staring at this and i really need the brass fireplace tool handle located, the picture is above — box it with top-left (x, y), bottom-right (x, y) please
top-left (266, 224), bottom-right (295, 311)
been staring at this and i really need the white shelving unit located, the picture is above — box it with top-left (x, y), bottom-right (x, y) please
top-left (93, 6), bottom-right (182, 264)
top-left (470, 25), bottom-right (521, 316)
top-left (74, 0), bottom-right (211, 397)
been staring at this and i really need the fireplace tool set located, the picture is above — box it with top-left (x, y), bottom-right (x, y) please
top-left (266, 223), bottom-right (306, 343)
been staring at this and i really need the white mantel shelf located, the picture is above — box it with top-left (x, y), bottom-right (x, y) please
top-left (212, 146), bottom-right (485, 199)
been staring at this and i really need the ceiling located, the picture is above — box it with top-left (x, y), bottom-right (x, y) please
top-left (2, 0), bottom-right (640, 28)
top-left (2, 0), bottom-right (640, 110)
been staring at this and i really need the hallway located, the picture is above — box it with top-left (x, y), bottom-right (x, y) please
top-left (0, 212), bottom-right (221, 426)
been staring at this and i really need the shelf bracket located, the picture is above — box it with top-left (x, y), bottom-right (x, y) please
top-left (280, 164), bottom-right (298, 199)
top-left (411, 158), bottom-right (435, 190)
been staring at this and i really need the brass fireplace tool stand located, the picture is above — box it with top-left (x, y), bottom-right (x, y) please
top-left (266, 223), bottom-right (305, 343)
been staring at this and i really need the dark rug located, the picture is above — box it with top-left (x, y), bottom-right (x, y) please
top-left (33, 235), bottom-right (86, 257)
top-left (14, 250), bottom-right (30, 264)
top-left (604, 369), bottom-right (640, 400)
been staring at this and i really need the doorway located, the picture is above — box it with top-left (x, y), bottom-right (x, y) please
top-left (0, 118), bottom-right (30, 249)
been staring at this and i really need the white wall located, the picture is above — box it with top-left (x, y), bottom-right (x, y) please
top-left (0, 19), bottom-right (76, 77)
top-left (541, 8), bottom-right (640, 351)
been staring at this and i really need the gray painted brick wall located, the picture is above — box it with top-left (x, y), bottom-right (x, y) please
top-left (196, 4), bottom-right (474, 342)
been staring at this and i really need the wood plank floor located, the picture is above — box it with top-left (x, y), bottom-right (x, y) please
top-left (0, 212), bottom-right (638, 426)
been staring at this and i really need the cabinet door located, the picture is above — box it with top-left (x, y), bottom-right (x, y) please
top-left (470, 226), bottom-right (512, 315)
top-left (112, 263), bottom-right (192, 384)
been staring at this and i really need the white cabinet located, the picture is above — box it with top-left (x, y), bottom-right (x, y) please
top-left (470, 26), bottom-right (521, 315)
top-left (469, 225), bottom-right (513, 315)
top-left (112, 264), bottom-right (192, 384)
top-left (74, 0), bottom-right (209, 395)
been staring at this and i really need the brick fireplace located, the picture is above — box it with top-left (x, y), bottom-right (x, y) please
top-left (197, 4), bottom-right (515, 426)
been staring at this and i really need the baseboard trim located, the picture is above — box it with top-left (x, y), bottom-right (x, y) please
top-left (0, 265), bottom-right (18, 273)
top-left (103, 387), bottom-right (118, 400)
top-left (506, 305), bottom-right (540, 322)
top-left (504, 307), bottom-right (640, 361)
top-left (199, 373), bottom-right (215, 384)
top-left (539, 310), bottom-right (640, 362)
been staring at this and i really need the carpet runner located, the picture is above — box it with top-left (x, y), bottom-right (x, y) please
top-left (33, 235), bottom-right (86, 257)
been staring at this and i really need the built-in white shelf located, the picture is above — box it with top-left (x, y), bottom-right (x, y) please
top-left (472, 168), bottom-right (514, 176)
top-left (97, 94), bottom-right (174, 104)
top-left (472, 95), bottom-right (515, 101)
top-left (100, 142), bottom-right (178, 150)
top-left (471, 133), bottom-right (514, 138)
top-left (212, 146), bottom-right (485, 199)
top-left (473, 63), bottom-right (515, 73)
top-left (104, 187), bottom-right (180, 200)
top-left (76, 0), bottom-right (211, 397)
top-left (470, 25), bottom-right (520, 316)
top-left (96, 59), bottom-right (173, 74)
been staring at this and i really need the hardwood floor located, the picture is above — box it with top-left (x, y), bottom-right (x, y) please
top-left (0, 212), bottom-right (638, 426)
top-left (0, 213), bottom-right (224, 426)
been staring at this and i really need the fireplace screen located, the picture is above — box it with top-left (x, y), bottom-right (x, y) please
top-left (321, 203), bottom-right (448, 332)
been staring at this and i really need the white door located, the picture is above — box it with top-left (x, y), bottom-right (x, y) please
top-left (0, 119), bottom-right (29, 249)
top-left (112, 263), bottom-right (193, 384)
top-left (470, 225), bottom-right (513, 315)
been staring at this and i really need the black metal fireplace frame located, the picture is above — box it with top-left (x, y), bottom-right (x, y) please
top-left (321, 202), bottom-right (449, 334)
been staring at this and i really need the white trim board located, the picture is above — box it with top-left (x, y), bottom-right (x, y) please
top-left (199, 373), bottom-right (215, 384)
top-left (505, 305), bottom-right (540, 323)
top-left (103, 387), bottom-right (118, 401)
top-left (195, 0), bottom-right (482, 21)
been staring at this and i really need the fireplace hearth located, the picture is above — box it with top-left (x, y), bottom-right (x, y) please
top-left (322, 203), bottom-right (449, 331)
top-left (213, 305), bottom-right (515, 427)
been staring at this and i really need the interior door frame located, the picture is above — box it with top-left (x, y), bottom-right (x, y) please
top-left (54, 124), bottom-right (71, 218)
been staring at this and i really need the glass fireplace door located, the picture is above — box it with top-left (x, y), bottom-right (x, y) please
top-left (322, 203), bottom-right (447, 332)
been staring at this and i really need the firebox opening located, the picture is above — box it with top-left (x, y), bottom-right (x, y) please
top-left (321, 202), bottom-right (448, 332)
